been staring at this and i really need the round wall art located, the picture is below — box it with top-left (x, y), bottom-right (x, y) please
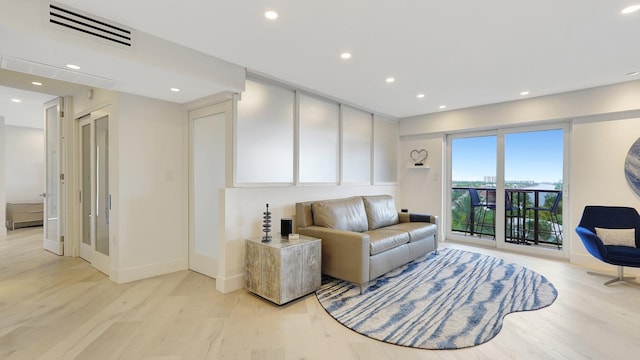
top-left (625, 137), bottom-right (640, 196)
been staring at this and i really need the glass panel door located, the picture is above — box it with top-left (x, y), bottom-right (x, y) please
top-left (448, 126), bottom-right (567, 257)
top-left (95, 116), bottom-right (109, 256)
top-left (80, 120), bottom-right (92, 260)
top-left (450, 135), bottom-right (497, 243)
top-left (504, 129), bottom-right (564, 251)
top-left (78, 111), bottom-right (110, 275)
top-left (43, 98), bottom-right (63, 255)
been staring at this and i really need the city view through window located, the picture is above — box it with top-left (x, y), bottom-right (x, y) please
top-left (451, 129), bottom-right (563, 248)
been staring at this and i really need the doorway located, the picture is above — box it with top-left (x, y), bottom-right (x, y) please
top-left (188, 101), bottom-right (231, 278)
top-left (447, 124), bottom-right (568, 257)
top-left (78, 109), bottom-right (111, 275)
top-left (42, 98), bottom-right (64, 255)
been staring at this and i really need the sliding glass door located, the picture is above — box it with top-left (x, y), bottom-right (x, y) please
top-left (450, 134), bottom-right (497, 244)
top-left (504, 129), bottom-right (564, 250)
top-left (447, 125), bottom-right (567, 256)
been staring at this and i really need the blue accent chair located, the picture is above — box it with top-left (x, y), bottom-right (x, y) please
top-left (575, 206), bottom-right (640, 285)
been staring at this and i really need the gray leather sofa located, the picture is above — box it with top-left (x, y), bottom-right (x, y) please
top-left (295, 195), bottom-right (438, 291)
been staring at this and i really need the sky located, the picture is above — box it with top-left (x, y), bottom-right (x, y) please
top-left (452, 129), bottom-right (563, 183)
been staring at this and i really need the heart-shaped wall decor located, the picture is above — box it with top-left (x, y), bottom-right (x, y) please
top-left (410, 149), bottom-right (428, 165)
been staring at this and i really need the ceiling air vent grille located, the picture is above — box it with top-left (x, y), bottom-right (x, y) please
top-left (48, 3), bottom-right (133, 48)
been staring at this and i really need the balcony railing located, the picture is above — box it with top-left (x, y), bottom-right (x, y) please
top-left (451, 187), bottom-right (563, 249)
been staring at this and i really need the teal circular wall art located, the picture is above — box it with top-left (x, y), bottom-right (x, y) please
top-left (625, 138), bottom-right (640, 196)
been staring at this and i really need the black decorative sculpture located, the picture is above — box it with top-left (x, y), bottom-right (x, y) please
top-left (262, 203), bottom-right (272, 242)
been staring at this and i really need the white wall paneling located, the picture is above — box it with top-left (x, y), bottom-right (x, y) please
top-left (342, 106), bottom-right (372, 184)
top-left (374, 115), bottom-right (399, 184)
top-left (236, 80), bottom-right (294, 184)
top-left (298, 94), bottom-right (339, 183)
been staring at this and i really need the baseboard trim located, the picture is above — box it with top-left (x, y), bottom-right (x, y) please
top-left (112, 258), bottom-right (187, 284)
top-left (216, 273), bottom-right (244, 294)
top-left (571, 253), bottom-right (640, 276)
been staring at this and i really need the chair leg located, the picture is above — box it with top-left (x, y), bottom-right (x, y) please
top-left (550, 213), bottom-right (562, 249)
top-left (587, 266), bottom-right (639, 286)
top-left (478, 207), bottom-right (494, 239)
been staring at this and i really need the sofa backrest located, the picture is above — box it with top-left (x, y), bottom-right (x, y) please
top-left (296, 195), bottom-right (400, 232)
top-left (362, 195), bottom-right (399, 230)
top-left (312, 196), bottom-right (369, 232)
top-left (296, 201), bottom-right (315, 228)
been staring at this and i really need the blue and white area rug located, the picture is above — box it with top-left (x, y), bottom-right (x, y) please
top-left (316, 248), bottom-right (558, 350)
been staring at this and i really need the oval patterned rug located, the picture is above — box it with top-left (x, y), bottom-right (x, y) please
top-left (316, 248), bottom-right (558, 350)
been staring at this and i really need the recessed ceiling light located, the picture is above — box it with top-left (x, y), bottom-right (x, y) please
top-left (520, 91), bottom-right (530, 96)
top-left (628, 71), bottom-right (640, 76)
top-left (31, 81), bottom-right (42, 86)
top-left (265, 10), bottom-right (278, 20)
top-left (416, 93), bottom-right (425, 99)
top-left (621, 4), bottom-right (640, 14)
top-left (11, 98), bottom-right (21, 103)
top-left (170, 88), bottom-right (181, 92)
top-left (439, 105), bottom-right (446, 109)
top-left (66, 64), bottom-right (80, 70)
top-left (340, 52), bottom-right (352, 59)
top-left (385, 77), bottom-right (395, 83)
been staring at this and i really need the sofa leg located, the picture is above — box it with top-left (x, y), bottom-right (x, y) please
top-left (357, 281), bottom-right (370, 294)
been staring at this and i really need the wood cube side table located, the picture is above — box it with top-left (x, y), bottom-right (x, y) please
top-left (245, 235), bottom-right (321, 305)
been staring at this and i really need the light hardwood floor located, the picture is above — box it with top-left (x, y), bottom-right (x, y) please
top-left (2, 227), bottom-right (640, 360)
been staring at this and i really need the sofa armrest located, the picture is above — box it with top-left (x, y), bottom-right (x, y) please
top-left (399, 212), bottom-right (438, 226)
top-left (297, 226), bottom-right (370, 286)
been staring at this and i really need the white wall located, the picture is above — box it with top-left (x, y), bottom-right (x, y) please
top-left (398, 80), bottom-right (640, 273)
top-left (114, 93), bottom-right (188, 282)
top-left (4, 125), bottom-right (44, 202)
top-left (71, 88), bottom-right (188, 283)
top-left (399, 134), bottom-right (444, 240)
top-left (570, 117), bottom-right (640, 273)
top-left (401, 80), bottom-right (640, 136)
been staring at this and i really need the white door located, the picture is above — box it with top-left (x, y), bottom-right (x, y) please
top-left (79, 111), bottom-right (111, 275)
top-left (43, 98), bottom-right (64, 255)
top-left (189, 101), bottom-right (230, 278)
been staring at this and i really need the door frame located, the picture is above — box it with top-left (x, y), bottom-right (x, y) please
top-left (445, 123), bottom-right (570, 258)
top-left (188, 100), bottom-right (233, 278)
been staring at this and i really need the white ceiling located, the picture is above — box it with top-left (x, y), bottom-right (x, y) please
top-left (0, 85), bottom-right (55, 129)
top-left (4, 0), bottom-right (640, 120)
top-left (0, 69), bottom-right (89, 128)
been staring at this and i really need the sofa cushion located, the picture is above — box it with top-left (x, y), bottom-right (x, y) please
top-left (312, 197), bottom-right (368, 232)
top-left (362, 195), bottom-right (399, 230)
top-left (385, 222), bottom-right (437, 242)
top-left (366, 229), bottom-right (410, 255)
